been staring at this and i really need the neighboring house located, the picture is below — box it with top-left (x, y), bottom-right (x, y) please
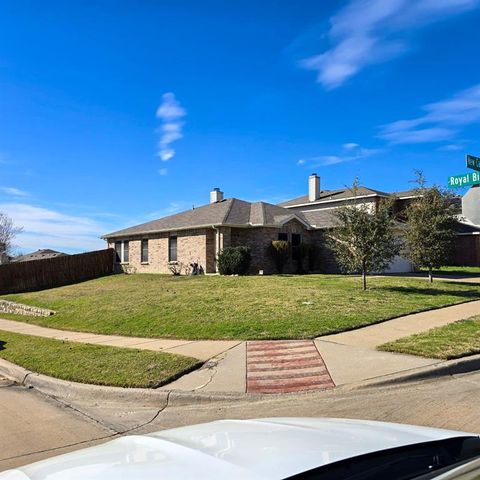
top-left (454, 186), bottom-right (480, 266)
top-left (11, 249), bottom-right (68, 263)
top-left (103, 173), bottom-right (480, 274)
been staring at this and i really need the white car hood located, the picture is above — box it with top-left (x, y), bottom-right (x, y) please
top-left (1, 418), bottom-right (475, 480)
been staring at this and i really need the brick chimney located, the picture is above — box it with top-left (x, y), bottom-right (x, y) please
top-left (210, 188), bottom-right (224, 204)
top-left (308, 173), bottom-right (320, 202)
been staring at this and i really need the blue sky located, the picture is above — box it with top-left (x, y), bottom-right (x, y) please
top-left (1, 0), bottom-right (480, 253)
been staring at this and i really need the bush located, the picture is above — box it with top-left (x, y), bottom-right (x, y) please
top-left (217, 246), bottom-right (252, 275)
top-left (303, 243), bottom-right (319, 272)
top-left (268, 240), bottom-right (290, 273)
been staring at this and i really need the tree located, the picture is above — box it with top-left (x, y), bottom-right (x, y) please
top-left (327, 180), bottom-right (400, 290)
top-left (0, 212), bottom-right (22, 257)
top-left (404, 172), bottom-right (458, 283)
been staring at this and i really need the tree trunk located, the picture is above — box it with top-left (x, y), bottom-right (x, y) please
top-left (362, 262), bottom-right (367, 290)
top-left (428, 266), bottom-right (433, 283)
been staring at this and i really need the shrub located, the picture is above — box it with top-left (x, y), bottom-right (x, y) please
top-left (217, 246), bottom-right (252, 275)
top-left (268, 240), bottom-right (290, 273)
top-left (168, 261), bottom-right (183, 276)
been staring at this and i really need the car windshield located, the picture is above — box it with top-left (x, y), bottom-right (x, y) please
top-left (286, 436), bottom-right (480, 480)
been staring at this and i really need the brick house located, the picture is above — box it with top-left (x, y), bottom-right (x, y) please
top-left (103, 173), bottom-right (480, 273)
top-left (102, 174), bottom-right (424, 274)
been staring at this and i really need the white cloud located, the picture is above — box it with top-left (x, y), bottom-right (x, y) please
top-left (298, 143), bottom-right (383, 167)
top-left (379, 83), bottom-right (480, 144)
top-left (0, 203), bottom-right (106, 253)
top-left (438, 144), bottom-right (464, 152)
top-left (156, 92), bottom-right (186, 162)
top-left (158, 168), bottom-right (168, 176)
top-left (0, 187), bottom-right (29, 197)
top-left (300, 0), bottom-right (478, 89)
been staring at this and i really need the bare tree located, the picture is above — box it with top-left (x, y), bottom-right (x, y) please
top-left (0, 212), bottom-right (23, 256)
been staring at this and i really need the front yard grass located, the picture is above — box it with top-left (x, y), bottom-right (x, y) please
top-left (420, 266), bottom-right (480, 276)
top-left (1, 274), bottom-right (479, 340)
top-left (379, 316), bottom-right (480, 360)
top-left (0, 329), bottom-right (201, 388)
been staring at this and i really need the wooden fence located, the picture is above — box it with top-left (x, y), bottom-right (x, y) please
top-left (0, 248), bottom-right (116, 294)
top-left (450, 235), bottom-right (480, 267)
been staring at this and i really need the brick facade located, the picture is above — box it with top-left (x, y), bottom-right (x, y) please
top-left (108, 228), bottom-right (216, 274)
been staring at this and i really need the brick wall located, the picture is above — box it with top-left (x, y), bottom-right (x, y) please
top-left (107, 228), bottom-right (216, 274)
top-left (230, 220), bottom-right (323, 274)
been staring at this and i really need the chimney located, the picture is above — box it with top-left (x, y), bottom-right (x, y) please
top-left (308, 173), bottom-right (320, 202)
top-left (210, 187), bottom-right (224, 204)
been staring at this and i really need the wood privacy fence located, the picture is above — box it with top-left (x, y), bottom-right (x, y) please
top-left (0, 248), bottom-right (116, 294)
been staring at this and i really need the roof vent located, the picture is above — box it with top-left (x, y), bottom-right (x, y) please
top-left (210, 188), bottom-right (224, 204)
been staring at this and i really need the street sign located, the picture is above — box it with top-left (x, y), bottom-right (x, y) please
top-left (448, 172), bottom-right (480, 188)
top-left (466, 154), bottom-right (480, 172)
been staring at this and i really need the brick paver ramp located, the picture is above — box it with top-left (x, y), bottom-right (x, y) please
top-left (247, 340), bottom-right (335, 394)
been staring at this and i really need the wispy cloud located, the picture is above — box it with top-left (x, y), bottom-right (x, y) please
top-left (379, 83), bottom-right (480, 144)
top-left (0, 187), bottom-right (29, 197)
top-left (156, 92), bottom-right (186, 161)
top-left (438, 143), bottom-right (465, 152)
top-left (0, 203), bottom-right (106, 253)
top-left (300, 0), bottom-right (478, 89)
top-left (298, 143), bottom-right (383, 167)
top-left (158, 168), bottom-right (168, 176)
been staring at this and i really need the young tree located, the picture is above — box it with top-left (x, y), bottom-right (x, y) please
top-left (328, 181), bottom-right (400, 290)
top-left (404, 172), bottom-right (458, 283)
top-left (0, 212), bottom-right (22, 256)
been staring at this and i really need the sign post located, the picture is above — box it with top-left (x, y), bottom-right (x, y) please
top-left (447, 172), bottom-right (480, 188)
top-left (466, 154), bottom-right (480, 172)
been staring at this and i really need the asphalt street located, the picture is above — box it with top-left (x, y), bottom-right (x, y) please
top-left (1, 370), bottom-right (480, 472)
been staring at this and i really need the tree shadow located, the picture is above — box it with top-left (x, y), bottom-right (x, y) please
top-left (0, 341), bottom-right (5, 351)
top-left (381, 285), bottom-right (480, 298)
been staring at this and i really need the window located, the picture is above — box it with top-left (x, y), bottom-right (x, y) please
top-left (291, 233), bottom-right (301, 247)
top-left (114, 240), bottom-right (129, 263)
top-left (141, 239), bottom-right (149, 263)
top-left (114, 241), bottom-right (122, 262)
top-left (278, 233), bottom-right (288, 241)
top-left (169, 236), bottom-right (177, 262)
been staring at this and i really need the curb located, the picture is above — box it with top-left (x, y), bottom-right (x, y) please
top-left (2, 354), bottom-right (480, 405)
top-left (348, 353), bottom-right (480, 390)
top-left (0, 358), bottom-right (263, 406)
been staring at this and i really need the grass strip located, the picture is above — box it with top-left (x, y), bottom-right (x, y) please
top-left (0, 329), bottom-right (201, 388)
top-left (379, 316), bottom-right (480, 360)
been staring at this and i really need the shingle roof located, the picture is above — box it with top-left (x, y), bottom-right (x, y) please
top-left (12, 249), bottom-right (67, 263)
top-left (278, 186), bottom-right (391, 207)
top-left (103, 199), bottom-right (310, 238)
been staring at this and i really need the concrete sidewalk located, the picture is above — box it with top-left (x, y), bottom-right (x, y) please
top-left (1, 299), bottom-right (479, 394)
top-left (315, 300), bottom-right (480, 385)
top-left (0, 318), bottom-right (241, 362)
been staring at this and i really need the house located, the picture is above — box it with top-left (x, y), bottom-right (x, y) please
top-left (11, 249), bottom-right (68, 263)
top-left (103, 173), bottom-right (480, 274)
top-left (102, 187), bottom-right (318, 275)
top-left (102, 174), bottom-right (420, 274)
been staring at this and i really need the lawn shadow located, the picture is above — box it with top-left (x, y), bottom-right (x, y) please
top-left (0, 340), bottom-right (5, 351)
top-left (381, 285), bottom-right (480, 299)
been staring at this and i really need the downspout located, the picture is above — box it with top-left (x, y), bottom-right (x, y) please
top-left (212, 225), bottom-right (220, 273)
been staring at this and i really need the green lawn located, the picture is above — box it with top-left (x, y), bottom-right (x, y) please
top-left (420, 266), bottom-right (480, 276)
top-left (379, 316), bottom-right (480, 360)
top-left (1, 274), bottom-right (479, 340)
top-left (0, 329), bottom-right (201, 387)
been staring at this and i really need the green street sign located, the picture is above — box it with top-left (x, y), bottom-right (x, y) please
top-left (466, 154), bottom-right (480, 172)
top-left (448, 172), bottom-right (480, 188)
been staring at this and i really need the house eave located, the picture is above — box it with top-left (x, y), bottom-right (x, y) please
top-left (102, 220), bottom-right (314, 240)
top-left (282, 193), bottom-right (388, 209)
